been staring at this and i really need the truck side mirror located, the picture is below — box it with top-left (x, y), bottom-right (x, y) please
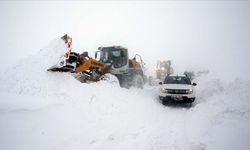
top-left (192, 83), bottom-right (197, 86)
top-left (159, 82), bottom-right (163, 85)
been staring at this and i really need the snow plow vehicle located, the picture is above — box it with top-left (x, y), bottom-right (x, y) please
top-left (48, 34), bottom-right (146, 88)
top-left (155, 60), bottom-right (173, 80)
top-left (148, 60), bottom-right (173, 86)
top-left (95, 46), bottom-right (146, 88)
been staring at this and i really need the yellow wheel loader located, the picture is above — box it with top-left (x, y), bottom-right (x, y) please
top-left (95, 46), bottom-right (146, 88)
top-left (48, 35), bottom-right (146, 88)
top-left (148, 60), bottom-right (173, 86)
top-left (155, 60), bottom-right (173, 80)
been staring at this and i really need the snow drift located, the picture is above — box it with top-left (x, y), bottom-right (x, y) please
top-left (0, 37), bottom-right (250, 150)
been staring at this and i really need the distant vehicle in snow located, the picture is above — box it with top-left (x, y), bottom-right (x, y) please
top-left (155, 60), bottom-right (173, 80)
top-left (148, 60), bottom-right (173, 86)
top-left (158, 74), bottom-right (197, 105)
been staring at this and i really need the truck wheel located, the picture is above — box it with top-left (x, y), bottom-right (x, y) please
top-left (132, 75), bottom-right (144, 89)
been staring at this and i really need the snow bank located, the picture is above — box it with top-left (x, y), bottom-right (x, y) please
top-left (0, 37), bottom-right (97, 96)
top-left (188, 75), bottom-right (250, 150)
top-left (0, 37), bottom-right (250, 150)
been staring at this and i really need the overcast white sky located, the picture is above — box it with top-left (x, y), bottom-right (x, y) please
top-left (0, 1), bottom-right (249, 80)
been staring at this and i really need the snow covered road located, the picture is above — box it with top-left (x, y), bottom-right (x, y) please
top-left (1, 76), bottom-right (250, 150)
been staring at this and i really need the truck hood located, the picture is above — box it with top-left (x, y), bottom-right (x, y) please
top-left (162, 84), bottom-right (193, 90)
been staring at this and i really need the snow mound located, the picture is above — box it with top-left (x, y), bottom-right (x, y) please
top-left (187, 75), bottom-right (250, 150)
top-left (0, 37), bottom-right (71, 95)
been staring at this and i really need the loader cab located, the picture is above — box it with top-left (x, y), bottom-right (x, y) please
top-left (95, 46), bottom-right (129, 74)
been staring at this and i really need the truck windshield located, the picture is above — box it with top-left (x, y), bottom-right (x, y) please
top-left (99, 50), bottom-right (122, 63)
top-left (164, 76), bottom-right (191, 85)
top-left (100, 51), bottom-right (110, 63)
top-left (99, 48), bottom-right (127, 68)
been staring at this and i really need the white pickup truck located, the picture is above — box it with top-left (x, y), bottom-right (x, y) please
top-left (159, 74), bottom-right (197, 104)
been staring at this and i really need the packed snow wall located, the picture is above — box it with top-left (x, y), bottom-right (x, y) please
top-left (0, 37), bottom-right (88, 96)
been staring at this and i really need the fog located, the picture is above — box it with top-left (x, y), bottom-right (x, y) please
top-left (0, 1), bottom-right (249, 81)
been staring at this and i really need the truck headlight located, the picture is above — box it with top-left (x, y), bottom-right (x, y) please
top-left (161, 88), bottom-right (168, 93)
top-left (187, 89), bottom-right (193, 94)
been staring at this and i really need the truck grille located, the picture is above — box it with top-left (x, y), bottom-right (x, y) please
top-left (167, 89), bottom-right (188, 94)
